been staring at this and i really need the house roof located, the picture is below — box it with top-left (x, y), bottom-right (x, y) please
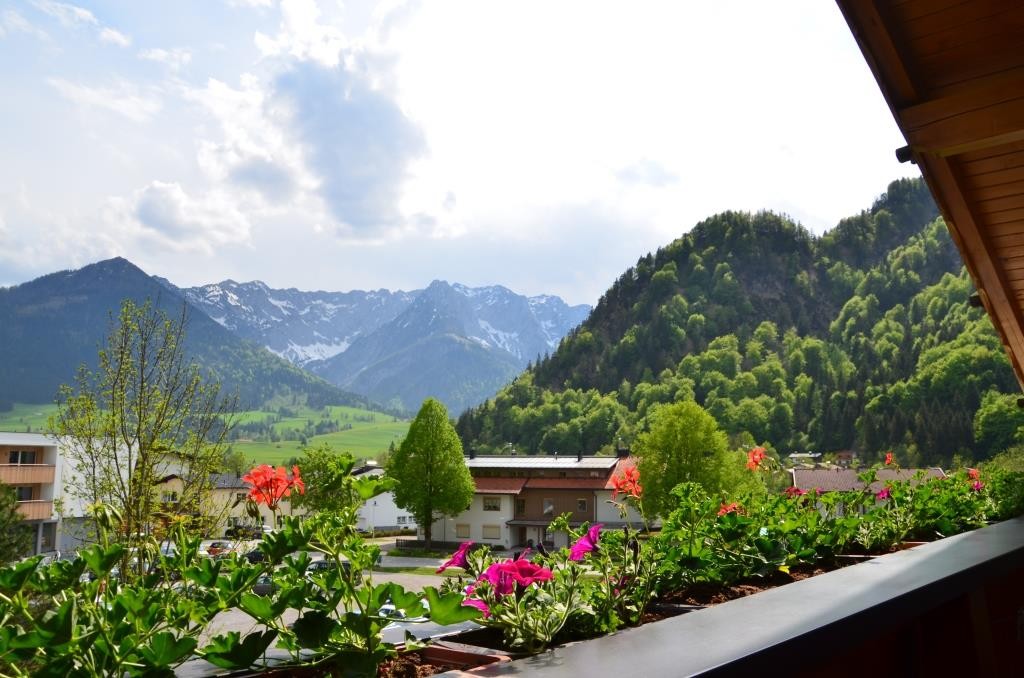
top-left (473, 477), bottom-right (527, 494)
top-left (0, 432), bottom-right (57, 447)
top-left (791, 468), bottom-right (947, 493)
top-left (836, 0), bottom-right (1024, 388)
top-left (466, 455), bottom-right (618, 470)
top-left (604, 457), bottom-right (637, 490)
top-left (210, 473), bottom-right (249, 490)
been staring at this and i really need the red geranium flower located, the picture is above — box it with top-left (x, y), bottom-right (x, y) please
top-left (242, 464), bottom-right (305, 511)
top-left (611, 466), bottom-right (643, 500)
top-left (437, 541), bottom-right (474, 573)
top-left (569, 523), bottom-right (603, 561)
top-left (967, 468), bottom-right (980, 481)
top-left (746, 447), bottom-right (767, 470)
top-left (718, 502), bottom-right (740, 516)
top-left (884, 452), bottom-right (894, 466)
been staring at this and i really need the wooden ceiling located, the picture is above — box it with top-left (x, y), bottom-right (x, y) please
top-left (836, 0), bottom-right (1024, 388)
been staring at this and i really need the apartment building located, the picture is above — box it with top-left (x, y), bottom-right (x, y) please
top-left (425, 451), bottom-right (643, 550)
top-left (0, 432), bottom-right (63, 555)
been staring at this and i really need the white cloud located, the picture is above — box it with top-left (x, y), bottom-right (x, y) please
top-left (138, 47), bottom-right (192, 70)
top-left (99, 27), bottom-right (130, 47)
top-left (107, 181), bottom-right (251, 254)
top-left (0, 9), bottom-right (49, 40)
top-left (47, 78), bottom-right (161, 123)
top-left (254, 0), bottom-right (347, 67)
top-left (32, 0), bottom-right (130, 47)
top-left (32, 0), bottom-right (96, 27)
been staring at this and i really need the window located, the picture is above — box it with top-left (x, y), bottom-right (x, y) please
top-left (515, 498), bottom-right (526, 515)
top-left (397, 516), bottom-right (407, 524)
top-left (236, 492), bottom-right (246, 503)
top-left (482, 525), bottom-right (501, 540)
top-left (543, 498), bottom-right (555, 515)
top-left (14, 486), bottom-right (33, 501)
top-left (577, 498), bottom-right (588, 512)
top-left (455, 523), bottom-right (470, 539)
top-left (161, 491), bottom-right (179, 503)
top-left (8, 450), bottom-right (37, 464)
top-left (483, 496), bottom-right (501, 511)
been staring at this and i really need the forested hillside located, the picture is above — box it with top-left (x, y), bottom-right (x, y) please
top-left (457, 179), bottom-right (1024, 467)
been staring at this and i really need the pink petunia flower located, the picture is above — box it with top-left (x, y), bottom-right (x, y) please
top-left (462, 597), bottom-right (490, 617)
top-left (784, 486), bottom-right (806, 498)
top-left (569, 523), bottom-right (603, 561)
top-left (876, 487), bottom-right (891, 500)
top-left (972, 481), bottom-right (985, 492)
top-left (437, 541), bottom-right (475, 574)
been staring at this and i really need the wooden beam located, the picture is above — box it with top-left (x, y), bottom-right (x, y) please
top-left (919, 153), bottom-right (1024, 387)
top-left (834, 0), bottom-right (919, 109)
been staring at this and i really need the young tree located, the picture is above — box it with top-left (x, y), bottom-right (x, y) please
top-left (635, 400), bottom-right (738, 517)
top-left (290, 443), bottom-right (388, 514)
top-left (0, 486), bottom-right (32, 563)
top-left (50, 299), bottom-right (236, 577)
top-left (388, 398), bottom-right (474, 549)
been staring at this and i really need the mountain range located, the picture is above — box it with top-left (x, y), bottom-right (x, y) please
top-left (169, 277), bottom-right (590, 413)
top-left (1, 259), bottom-right (590, 415)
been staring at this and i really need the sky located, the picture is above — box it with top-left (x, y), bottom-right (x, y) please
top-left (0, 0), bottom-right (919, 305)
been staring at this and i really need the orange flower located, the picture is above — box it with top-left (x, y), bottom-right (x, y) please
top-left (884, 452), bottom-right (894, 466)
top-left (967, 468), bottom-right (980, 481)
top-left (611, 466), bottom-right (643, 500)
top-left (242, 464), bottom-right (305, 511)
top-left (746, 447), bottom-right (767, 470)
top-left (718, 502), bottom-right (740, 516)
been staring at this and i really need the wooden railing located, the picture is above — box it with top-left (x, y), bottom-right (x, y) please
top-left (0, 464), bottom-right (56, 485)
top-left (16, 500), bottom-right (53, 521)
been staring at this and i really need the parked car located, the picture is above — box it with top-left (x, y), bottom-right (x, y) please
top-left (206, 541), bottom-right (230, 556)
top-left (252, 574), bottom-right (276, 596)
top-left (225, 525), bottom-right (262, 539)
top-left (305, 559), bottom-right (354, 579)
top-left (244, 549), bottom-right (266, 564)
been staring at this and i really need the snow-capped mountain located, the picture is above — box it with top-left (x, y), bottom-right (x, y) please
top-left (171, 277), bottom-right (591, 414)
top-left (171, 280), bottom-right (417, 366)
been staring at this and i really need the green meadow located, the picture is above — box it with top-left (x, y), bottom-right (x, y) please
top-left (0, 403), bottom-right (58, 433)
top-left (0, 403), bottom-right (408, 465)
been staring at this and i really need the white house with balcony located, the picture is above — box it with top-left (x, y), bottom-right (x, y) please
top-left (0, 432), bottom-right (64, 555)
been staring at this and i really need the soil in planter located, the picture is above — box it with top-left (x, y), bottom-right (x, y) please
top-left (377, 654), bottom-right (441, 678)
top-left (658, 563), bottom-right (836, 607)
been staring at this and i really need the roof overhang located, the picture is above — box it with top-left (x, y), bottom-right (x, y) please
top-left (835, 0), bottom-right (1024, 388)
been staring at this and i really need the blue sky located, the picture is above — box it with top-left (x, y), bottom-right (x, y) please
top-left (0, 1), bottom-right (918, 304)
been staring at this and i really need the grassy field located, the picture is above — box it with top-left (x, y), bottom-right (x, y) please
top-left (0, 403), bottom-right (409, 465)
top-left (0, 403), bottom-right (58, 433)
top-left (230, 404), bottom-right (409, 465)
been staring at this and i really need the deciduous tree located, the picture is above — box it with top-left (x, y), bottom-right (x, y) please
top-left (0, 486), bottom-right (32, 563)
top-left (50, 299), bottom-right (236, 578)
top-left (388, 398), bottom-right (474, 549)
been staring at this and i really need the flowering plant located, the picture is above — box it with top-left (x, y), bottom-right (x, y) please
top-left (242, 464), bottom-right (305, 513)
top-left (446, 544), bottom-right (579, 653)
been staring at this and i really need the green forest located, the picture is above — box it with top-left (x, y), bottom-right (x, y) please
top-left (457, 178), bottom-right (1024, 467)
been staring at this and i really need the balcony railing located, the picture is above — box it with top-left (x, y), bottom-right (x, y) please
top-left (0, 464), bottom-right (56, 485)
top-left (464, 516), bottom-right (1024, 676)
top-left (16, 500), bottom-right (53, 521)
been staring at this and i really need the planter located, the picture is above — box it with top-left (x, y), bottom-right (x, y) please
top-left (379, 643), bottom-right (510, 677)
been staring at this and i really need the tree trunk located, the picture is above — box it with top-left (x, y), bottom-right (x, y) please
top-left (424, 519), bottom-right (432, 551)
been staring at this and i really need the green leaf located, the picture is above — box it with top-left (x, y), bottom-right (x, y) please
top-left (291, 610), bottom-right (339, 649)
top-left (184, 557), bottom-right (221, 587)
top-left (238, 593), bottom-right (274, 622)
top-left (81, 544), bottom-right (126, 578)
top-left (200, 630), bottom-right (278, 670)
top-left (0, 556), bottom-right (43, 593)
top-left (423, 586), bottom-right (481, 625)
top-left (353, 475), bottom-right (396, 501)
top-left (386, 583), bottom-right (427, 618)
top-left (139, 633), bottom-right (197, 667)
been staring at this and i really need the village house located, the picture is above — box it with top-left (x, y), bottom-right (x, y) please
top-left (424, 450), bottom-right (643, 550)
top-left (0, 432), bottom-right (63, 555)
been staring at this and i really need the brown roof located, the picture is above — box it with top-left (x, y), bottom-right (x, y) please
top-left (604, 457), bottom-right (637, 490)
top-left (473, 477), bottom-right (526, 494)
top-left (791, 468), bottom-right (947, 493)
top-left (524, 477), bottom-right (609, 490)
top-left (836, 1), bottom-right (1024, 388)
